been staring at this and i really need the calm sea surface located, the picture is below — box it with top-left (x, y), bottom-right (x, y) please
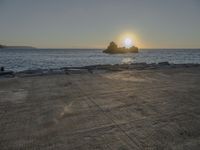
top-left (0, 49), bottom-right (200, 71)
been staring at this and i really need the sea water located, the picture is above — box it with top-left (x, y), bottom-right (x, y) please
top-left (0, 49), bottom-right (200, 71)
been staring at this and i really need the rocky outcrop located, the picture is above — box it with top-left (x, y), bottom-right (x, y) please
top-left (0, 67), bottom-right (14, 77)
top-left (103, 42), bottom-right (139, 54)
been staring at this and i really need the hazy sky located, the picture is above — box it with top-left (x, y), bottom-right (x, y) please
top-left (0, 0), bottom-right (200, 48)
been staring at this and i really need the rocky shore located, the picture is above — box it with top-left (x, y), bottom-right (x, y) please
top-left (1, 62), bottom-right (200, 78)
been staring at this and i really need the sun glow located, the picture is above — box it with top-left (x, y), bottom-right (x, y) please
top-left (124, 38), bottom-right (133, 48)
top-left (117, 32), bottom-right (141, 48)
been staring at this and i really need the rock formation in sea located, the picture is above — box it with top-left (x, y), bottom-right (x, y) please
top-left (103, 41), bottom-right (139, 54)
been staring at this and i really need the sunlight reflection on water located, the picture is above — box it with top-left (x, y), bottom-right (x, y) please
top-left (0, 49), bottom-right (200, 71)
top-left (122, 58), bottom-right (134, 64)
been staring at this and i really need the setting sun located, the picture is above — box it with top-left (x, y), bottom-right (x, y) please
top-left (124, 38), bottom-right (133, 48)
top-left (117, 32), bottom-right (142, 48)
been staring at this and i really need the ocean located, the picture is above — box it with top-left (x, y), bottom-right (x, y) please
top-left (0, 49), bottom-right (200, 71)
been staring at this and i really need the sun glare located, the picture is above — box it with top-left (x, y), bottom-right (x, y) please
top-left (124, 38), bottom-right (133, 48)
top-left (116, 31), bottom-right (141, 48)
top-left (117, 32), bottom-right (142, 48)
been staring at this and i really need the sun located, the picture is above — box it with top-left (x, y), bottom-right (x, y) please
top-left (117, 32), bottom-right (141, 48)
top-left (123, 38), bottom-right (133, 48)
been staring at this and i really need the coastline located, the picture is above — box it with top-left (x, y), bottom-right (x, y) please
top-left (1, 62), bottom-right (200, 78)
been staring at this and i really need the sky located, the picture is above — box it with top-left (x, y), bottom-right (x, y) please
top-left (0, 0), bottom-right (200, 48)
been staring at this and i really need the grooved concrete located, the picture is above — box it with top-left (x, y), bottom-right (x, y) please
top-left (0, 68), bottom-right (200, 150)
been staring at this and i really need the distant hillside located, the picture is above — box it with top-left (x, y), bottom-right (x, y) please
top-left (0, 44), bottom-right (36, 49)
top-left (0, 44), bottom-right (5, 48)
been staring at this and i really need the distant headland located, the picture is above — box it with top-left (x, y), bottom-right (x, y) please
top-left (103, 42), bottom-right (139, 54)
top-left (0, 44), bottom-right (36, 49)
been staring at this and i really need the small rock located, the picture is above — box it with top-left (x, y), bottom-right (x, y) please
top-left (158, 62), bottom-right (170, 65)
